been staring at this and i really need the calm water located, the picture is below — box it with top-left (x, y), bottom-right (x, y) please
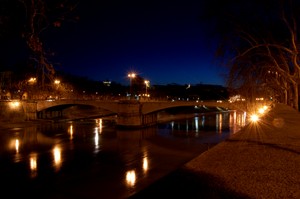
top-left (0, 111), bottom-right (246, 199)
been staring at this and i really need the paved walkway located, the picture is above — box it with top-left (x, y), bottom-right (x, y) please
top-left (130, 103), bottom-right (300, 199)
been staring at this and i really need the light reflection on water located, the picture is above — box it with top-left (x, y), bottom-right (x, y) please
top-left (29, 152), bottom-right (38, 178)
top-left (0, 110), bottom-right (246, 198)
top-left (53, 145), bottom-right (62, 172)
top-left (126, 170), bottom-right (137, 187)
top-left (163, 111), bottom-right (246, 139)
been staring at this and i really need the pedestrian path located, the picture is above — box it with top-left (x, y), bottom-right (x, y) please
top-left (130, 103), bottom-right (300, 199)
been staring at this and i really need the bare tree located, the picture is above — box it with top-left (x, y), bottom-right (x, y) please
top-left (0, 0), bottom-right (78, 93)
top-left (22, 0), bottom-right (78, 90)
top-left (200, 0), bottom-right (300, 110)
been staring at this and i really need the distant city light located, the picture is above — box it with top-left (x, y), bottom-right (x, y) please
top-left (103, 81), bottom-right (111, 86)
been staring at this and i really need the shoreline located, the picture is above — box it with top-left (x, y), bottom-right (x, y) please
top-left (130, 103), bottom-right (300, 199)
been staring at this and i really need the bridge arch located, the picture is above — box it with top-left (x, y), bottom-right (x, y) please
top-left (36, 100), bottom-right (119, 113)
top-left (35, 100), bottom-right (119, 120)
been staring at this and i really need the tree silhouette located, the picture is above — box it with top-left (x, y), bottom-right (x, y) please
top-left (0, 0), bottom-right (79, 92)
top-left (200, 0), bottom-right (300, 109)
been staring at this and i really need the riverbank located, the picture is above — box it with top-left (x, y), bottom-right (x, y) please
top-left (130, 103), bottom-right (300, 199)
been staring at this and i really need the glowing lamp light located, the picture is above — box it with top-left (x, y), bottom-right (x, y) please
top-left (258, 105), bottom-right (269, 115)
top-left (28, 77), bottom-right (36, 84)
top-left (250, 114), bottom-right (259, 122)
top-left (128, 72), bottom-right (136, 97)
top-left (258, 107), bottom-right (265, 114)
top-left (9, 101), bottom-right (20, 109)
top-left (127, 73), bottom-right (136, 78)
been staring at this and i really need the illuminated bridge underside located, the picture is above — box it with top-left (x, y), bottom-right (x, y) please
top-left (33, 100), bottom-right (250, 128)
top-left (36, 100), bottom-right (245, 113)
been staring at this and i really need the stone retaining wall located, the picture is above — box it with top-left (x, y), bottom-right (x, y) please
top-left (0, 101), bottom-right (26, 122)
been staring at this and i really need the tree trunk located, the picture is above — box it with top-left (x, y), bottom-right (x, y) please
top-left (296, 83), bottom-right (299, 111)
top-left (291, 82), bottom-right (299, 110)
top-left (284, 89), bottom-right (288, 104)
top-left (283, 81), bottom-right (288, 104)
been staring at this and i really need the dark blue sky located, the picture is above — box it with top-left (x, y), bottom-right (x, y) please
top-left (46, 0), bottom-right (226, 86)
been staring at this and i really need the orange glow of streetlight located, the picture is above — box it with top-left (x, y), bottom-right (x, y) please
top-left (250, 114), bottom-right (259, 122)
top-left (128, 73), bottom-right (136, 98)
top-left (144, 80), bottom-right (150, 95)
top-left (128, 73), bottom-right (136, 78)
top-left (28, 77), bottom-right (37, 85)
top-left (54, 79), bottom-right (60, 84)
top-left (28, 77), bottom-right (36, 83)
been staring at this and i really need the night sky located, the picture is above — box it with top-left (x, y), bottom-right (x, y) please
top-left (3, 0), bottom-right (227, 86)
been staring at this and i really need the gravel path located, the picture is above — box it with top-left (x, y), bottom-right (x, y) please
top-left (130, 103), bottom-right (300, 199)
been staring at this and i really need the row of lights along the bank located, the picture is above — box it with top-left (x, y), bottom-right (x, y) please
top-left (249, 105), bottom-right (269, 123)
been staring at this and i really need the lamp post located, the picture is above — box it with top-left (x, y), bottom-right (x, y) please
top-left (128, 73), bottom-right (136, 98)
top-left (54, 79), bottom-right (60, 89)
top-left (144, 80), bottom-right (150, 96)
top-left (27, 77), bottom-right (37, 99)
top-left (54, 79), bottom-right (61, 99)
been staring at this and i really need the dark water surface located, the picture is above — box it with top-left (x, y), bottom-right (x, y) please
top-left (0, 111), bottom-right (246, 199)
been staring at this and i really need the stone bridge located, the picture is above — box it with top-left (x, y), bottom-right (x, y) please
top-left (23, 99), bottom-right (251, 128)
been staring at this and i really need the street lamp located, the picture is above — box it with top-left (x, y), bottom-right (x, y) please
top-left (28, 77), bottom-right (37, 85)
top-left (128, 73), bottom-right (136, 98)
top-left (144, 80), bottom-right (150, 96)
top-left (54, 79), bottom-right (60, 85)
top-left (54, 79), bottom-right (61, 90)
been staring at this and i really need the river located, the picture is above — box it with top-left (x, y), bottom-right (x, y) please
top-left (0, 110), bottom-right (247, 199)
